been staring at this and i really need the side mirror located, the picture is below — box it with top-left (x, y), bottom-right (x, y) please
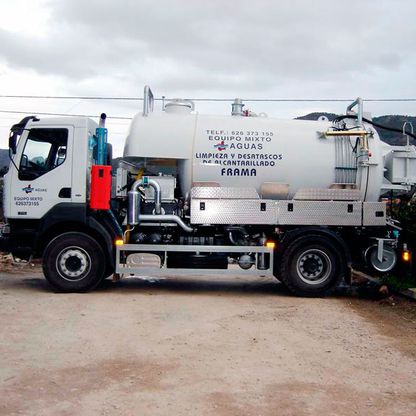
top-left (8, 115), bottom-right (39, 156)
top-left (8, 132), bottom-right (17, 155)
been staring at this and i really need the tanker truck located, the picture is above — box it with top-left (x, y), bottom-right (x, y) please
top-left (1, 86), bottom-right (416, 296)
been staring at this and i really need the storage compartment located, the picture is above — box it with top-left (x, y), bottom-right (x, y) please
top-left (90, 165), bottom-right (112, 210)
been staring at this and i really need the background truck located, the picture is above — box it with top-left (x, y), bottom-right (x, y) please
top-left (1, 86), bottom-right (416, 296)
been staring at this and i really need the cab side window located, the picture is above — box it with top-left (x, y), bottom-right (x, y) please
top-left (19, 128), bottom-right (68, 181)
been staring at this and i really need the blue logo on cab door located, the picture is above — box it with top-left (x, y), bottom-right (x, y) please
top-left (22, 185), bottom-right (33, 194)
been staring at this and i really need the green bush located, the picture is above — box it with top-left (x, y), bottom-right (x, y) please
top-left (392, 198), bottom-right (416, 247)
top-left (381, 273), bottom-right (415, 290)
top-left (391, 197), bottom-right (416, 282)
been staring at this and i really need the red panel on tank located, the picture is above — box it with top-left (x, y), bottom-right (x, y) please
top-left (90, 165), bottom-right (112, 210)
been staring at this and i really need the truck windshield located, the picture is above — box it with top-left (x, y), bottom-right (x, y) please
top-left (19, 128), bottom-right (68, 181)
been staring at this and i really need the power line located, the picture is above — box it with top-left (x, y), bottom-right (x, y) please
top-left (0, 94), bottom-right (416, 102)
top-left (0, 95), bottom-right (143, 101)
top-left (0, 109), bottom-right (132, 120)
top-left (189, 98), bottom-right (416, 103)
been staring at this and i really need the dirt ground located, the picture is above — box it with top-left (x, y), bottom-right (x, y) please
top-left (0, 268), bottom-right (415, 416)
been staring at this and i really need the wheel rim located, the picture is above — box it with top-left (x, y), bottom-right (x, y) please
top-left (296, 249), bottom-right (332, 285)
top-left (56, 246), bottom-right (92, 282)
top-left (368, 246), bottom-right (397, 272)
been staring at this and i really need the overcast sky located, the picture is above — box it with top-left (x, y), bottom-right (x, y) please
top-left (0, 0), bottom-right (415, 155)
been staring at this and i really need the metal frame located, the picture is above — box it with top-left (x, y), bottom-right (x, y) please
top-left (116, 244), bottom-right (274, 277)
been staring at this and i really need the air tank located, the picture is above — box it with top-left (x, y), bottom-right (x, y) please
top-left (123, 103), bottom-right (406, 202)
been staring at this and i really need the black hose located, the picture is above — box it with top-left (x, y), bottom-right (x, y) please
top-left (363, 165), bottom-right (370, 202)
top-left (334, 114), bottom-right (416, 141)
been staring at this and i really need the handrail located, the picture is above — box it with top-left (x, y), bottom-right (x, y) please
top-left (403, 121), bottom-right (414, 147)
top-left (346, 97), bottom-right (363, 125)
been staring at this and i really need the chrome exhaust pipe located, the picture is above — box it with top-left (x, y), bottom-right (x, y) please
top-left (128, 189), bottom-right (140, 226)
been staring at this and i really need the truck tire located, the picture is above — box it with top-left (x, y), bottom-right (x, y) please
top-left (42, 232), bottom-right (106, 292)
top-left (279, 234), bottom-right (344, 297)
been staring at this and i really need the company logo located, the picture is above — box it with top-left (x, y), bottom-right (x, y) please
top-left (214, 140), bottom-right (228, 151)
top-left (22, 185), bottom-right (33, 194)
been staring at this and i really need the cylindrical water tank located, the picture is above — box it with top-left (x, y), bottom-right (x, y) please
top-left (123, 111), bottom-right (388, 201)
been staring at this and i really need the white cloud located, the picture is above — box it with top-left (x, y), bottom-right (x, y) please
top-left (0, 0), bottom-right (415, 153)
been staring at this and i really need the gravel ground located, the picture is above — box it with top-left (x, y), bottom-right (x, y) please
top-left (0, 270), bottom-right (415, 416)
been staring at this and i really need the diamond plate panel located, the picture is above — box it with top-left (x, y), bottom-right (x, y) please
top-left (191, 199), bottom-right (277, 224)
top-left (277, 201), bottom-right (362, 226)
top-left (191, 187), bottom-right (259, 199)
top-left (294, 188), bottom-right (360, 201)
top-left (363, 202), bottom-right (386, 226)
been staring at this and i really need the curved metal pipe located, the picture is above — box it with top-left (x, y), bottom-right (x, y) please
top-left (129, 177), bottom-right (192, 231)
top-left (139, 214), bottom-right (193, 233)
top-left (132, 178), bottom-right (162, 215)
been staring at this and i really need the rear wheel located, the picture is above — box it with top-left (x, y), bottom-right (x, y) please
top-left (278, 234), bottom-right (345, 297)
top-left (43, 232), bottom-right (106, 292)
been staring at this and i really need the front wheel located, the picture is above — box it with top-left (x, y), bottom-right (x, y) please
top-left (278, 234), bottom-right (345, 297)
top-left (43, 232), bottom-right (106, 292)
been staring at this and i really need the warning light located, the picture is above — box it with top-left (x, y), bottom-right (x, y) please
top-left (266, 241), bottom-right (276, 249)
top-left (402, 250), bottom-right (411, 262)
top-left (115, 238), bottom-right (124, 246)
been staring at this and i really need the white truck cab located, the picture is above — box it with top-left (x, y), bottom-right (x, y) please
top-left (1, 116), bottom-right (118, 283)
top-left (4, 117), bottom-right (97, 219)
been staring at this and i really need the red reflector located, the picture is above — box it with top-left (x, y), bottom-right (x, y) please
top-left (90, 165), bottom-right (112, 210)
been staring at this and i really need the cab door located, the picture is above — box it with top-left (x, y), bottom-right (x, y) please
top-left (9, 126), bottom-right (74, 219)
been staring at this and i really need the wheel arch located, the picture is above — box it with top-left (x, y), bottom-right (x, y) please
top-left (36, 219), bottom-right (115, 269)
